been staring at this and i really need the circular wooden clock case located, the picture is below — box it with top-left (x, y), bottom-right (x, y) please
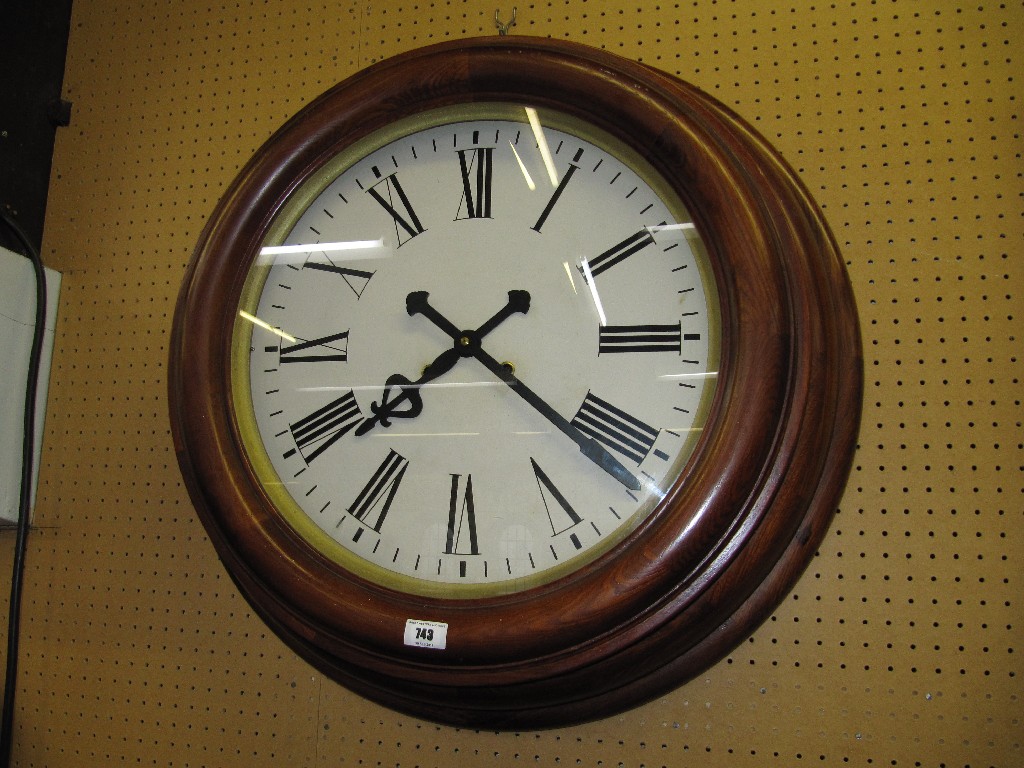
top-left (169, 37), bottom-right (861, 728)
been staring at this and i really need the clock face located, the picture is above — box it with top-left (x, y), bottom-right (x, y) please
top-left (233, 105), bottom-right (719, 597)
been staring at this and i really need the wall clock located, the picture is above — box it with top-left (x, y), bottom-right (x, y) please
top-left (169, 36), bottom-right (861, 728)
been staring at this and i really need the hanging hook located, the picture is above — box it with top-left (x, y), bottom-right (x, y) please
top-left (495, 7), bottom-right (517, 35)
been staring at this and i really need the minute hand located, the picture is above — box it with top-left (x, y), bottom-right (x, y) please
top-left (471, 347), bottom-right (642, 491)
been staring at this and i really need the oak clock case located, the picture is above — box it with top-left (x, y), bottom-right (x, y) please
top-left (169, 37), bottom-right (862, 728)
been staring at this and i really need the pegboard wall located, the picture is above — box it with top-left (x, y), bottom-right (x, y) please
top-left (0, 0), bottom-right (1019, 765)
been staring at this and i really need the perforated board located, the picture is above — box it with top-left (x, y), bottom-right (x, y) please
top-left (0, 1), bottom-right (1019, 765)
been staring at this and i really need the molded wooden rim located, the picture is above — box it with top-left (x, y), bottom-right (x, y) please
top-left (169, 36), bottom-right (862, 728)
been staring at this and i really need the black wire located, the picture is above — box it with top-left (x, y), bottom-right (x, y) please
top-left (0, 210), bottom-right (46, 766)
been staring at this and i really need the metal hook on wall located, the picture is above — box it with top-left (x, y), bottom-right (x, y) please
top-left (495, 7), bottom-right (517, 35)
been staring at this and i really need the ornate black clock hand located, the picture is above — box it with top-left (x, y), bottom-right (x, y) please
top-left (407, 290), bottom-right (530, 343)
top-left (470, 345), bottom-right (643, 491)
top-left (357, 291), bottom-right (532, 436)
top-left (471, 290), bottom-right (531, 337)
top-left (406, 290), bottom-right (463, 340)
top-left (406, 292), bottom-right (641, 490)
top-left (354, 346), bottom-right (462, 435)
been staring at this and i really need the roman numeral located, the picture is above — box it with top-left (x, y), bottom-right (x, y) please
top-left (347, 449), bottom-right (409, 532)
top-left (570, 392), bottom-right (659, 465)
top-left (530, 458), bottom-right (582, 535)
top-left (367, 169), bottom-right (425, 245)
top-left (456, 147), bottom-right (493, 219)
top-left (598, 323), bottom-right (681, 354)
top-left (280, 330), bottom-right (349, 363)
top-left (445, 474), bottom-right (479, 556)
top-left (531, 153), bottom-right (581, 232)
top-left (581, 228), bottom-right (656, 280)
top-left (303, 259), bottom-right (374, 299)
top-left (285, 390), bottom-right (362, 463)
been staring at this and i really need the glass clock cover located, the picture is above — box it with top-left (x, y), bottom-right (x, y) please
top-left (234, 106), bottom-right (718, 597)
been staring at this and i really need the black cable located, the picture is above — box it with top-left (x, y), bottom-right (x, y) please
top-left (0, 209), bottom-right (46, 766)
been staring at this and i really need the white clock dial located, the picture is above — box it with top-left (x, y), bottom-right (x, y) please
top-left (233, 105), bottom-right (719, 596)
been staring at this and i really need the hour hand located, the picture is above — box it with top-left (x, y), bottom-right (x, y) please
top-left (406, 291), bottom-right (462, 340)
